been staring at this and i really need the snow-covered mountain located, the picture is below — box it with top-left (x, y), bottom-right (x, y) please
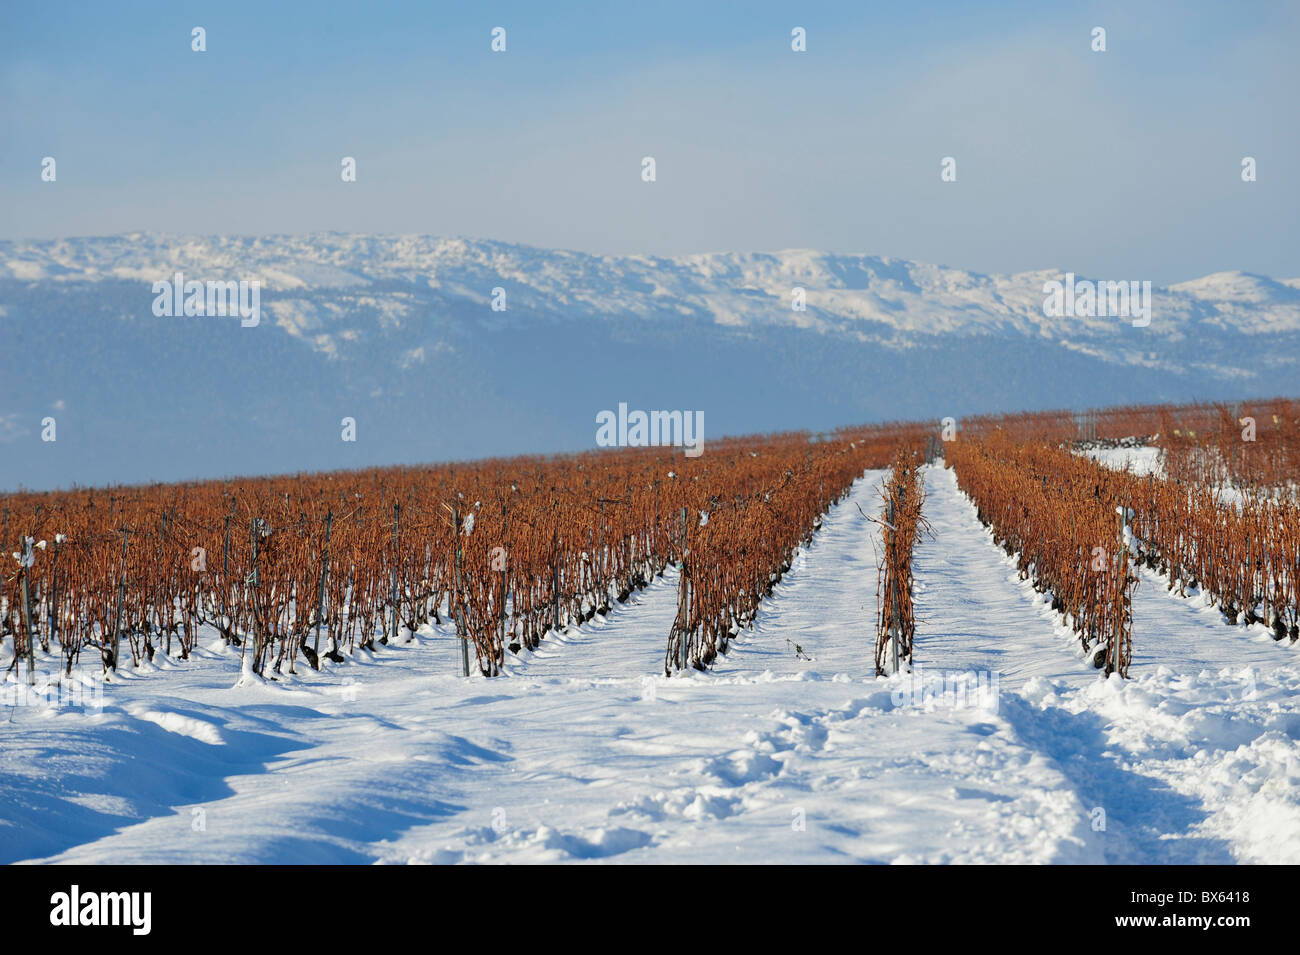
top-left (2, 233), bottom-right (1298, 489)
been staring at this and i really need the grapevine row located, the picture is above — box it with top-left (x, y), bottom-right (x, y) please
top-left (875, 451), bottom-right (926, 675)
top-left (1, 427), bottom-right (918, 683)
top-left (661, 435), bottom-right (913, 673)
top-left (946, 434), bottom-right (1137, 675)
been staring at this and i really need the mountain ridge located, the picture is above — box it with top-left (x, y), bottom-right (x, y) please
top-left (2, 233), bottom-right (1297, 490)
top-left (4, 231), bottom-right (1299, 339)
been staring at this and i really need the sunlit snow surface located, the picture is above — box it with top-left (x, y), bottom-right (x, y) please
top-left (2, 466), bottom-right (1297, 864)
top-left (1079, 444), bottom-right (1165, 477)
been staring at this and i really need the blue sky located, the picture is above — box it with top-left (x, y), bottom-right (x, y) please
top-left (2, 0), bottom-right (1296, 283)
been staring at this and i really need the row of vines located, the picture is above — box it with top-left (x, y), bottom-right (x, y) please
top-left (6, 396), bottom-right (1294, 688)
top-left (874, 451), bottom-right (926, 676)
top-left (661, 433), bottom-right (924, 673)
top-left (1104, 462), bottom-right (1300, 642)
top-left (946, 434), bottom-right (1137, 675)
top-left (1, 425), bottom-right (923, 684)
top-left (947, 424), bottom-right (1300, 678)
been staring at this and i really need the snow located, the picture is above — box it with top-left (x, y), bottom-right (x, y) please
top-left (1167, 271), bottom-right (1300, 333)
top-left (1083, 443), bottom-right (1278, 509)
top-left (3, 465), bottom-right (1298, 864)
top-left (1080, 444), bottom-right (1164, 477)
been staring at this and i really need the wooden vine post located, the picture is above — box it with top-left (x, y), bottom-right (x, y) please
top-left (248, 517), bottom-right (262, 674)
top-left (313, 509), bottom-right (332, 663)
top-left (452, 503), bottom-right (469, 677)
top-left (888, 491), bottom-right (900, 675)
top-left (675, 506), bottom-right (691, 671)
top-left (108, 529), bottom-right (128, 673)
top-left (497, 502), bottom-right (508, 654)
top-left (20, 535), bottom-right (35, 686)
top-left (390, 503), bottom-right (400, 645)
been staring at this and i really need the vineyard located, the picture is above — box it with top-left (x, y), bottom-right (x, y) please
top-left (5, 396), bottom-right (1300, 865)
top-left (6, 3), bottom-right (1300, 879)
top-left (4, 398), bottom-right (1299, 692)
top-left (1, 425), bottom-right (934, 685)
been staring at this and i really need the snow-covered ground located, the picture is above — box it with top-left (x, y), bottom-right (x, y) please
top-left (3, 465), bottom-right (1298, 864)
top-left (1079, 444), bottom-right (1165, 477)
top-left (1081, 441), bottom-right (1283, 510)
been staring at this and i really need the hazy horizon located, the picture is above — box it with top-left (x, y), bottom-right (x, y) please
top-left (3, 1), bottom-right (1297, 286)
